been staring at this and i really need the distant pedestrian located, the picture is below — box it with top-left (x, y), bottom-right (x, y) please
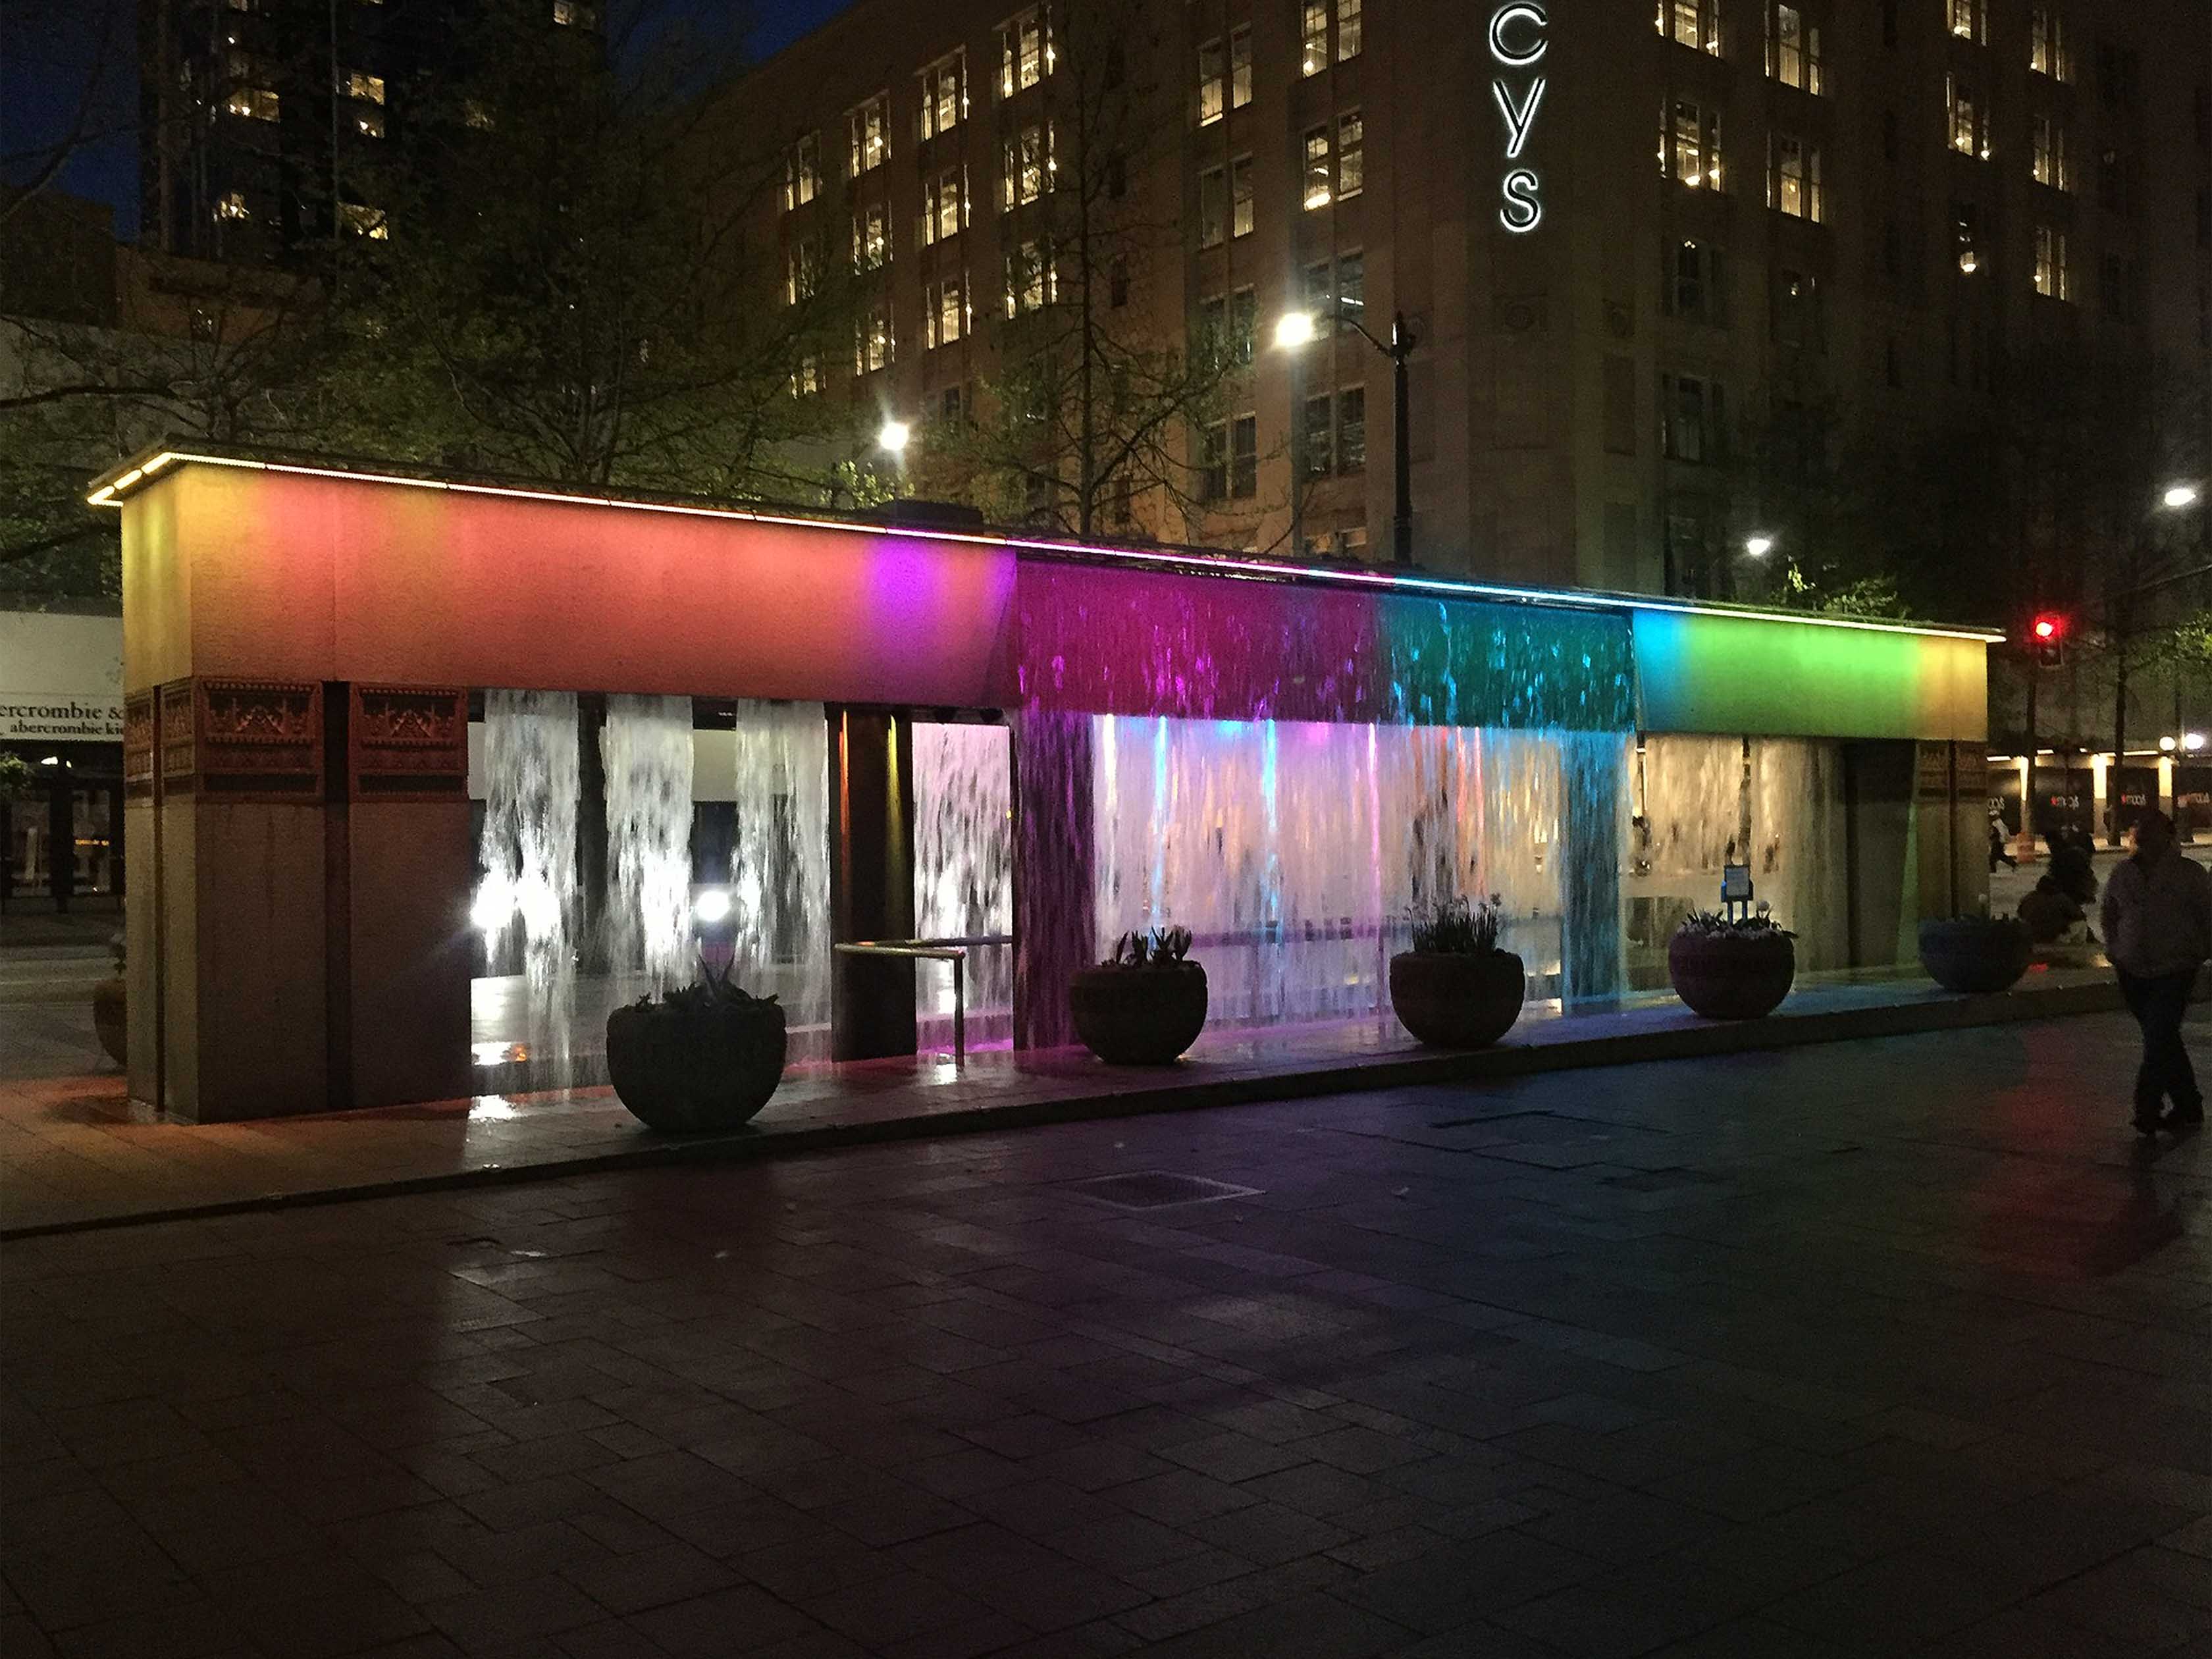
top-left (2100, 810), bottom-right (2211, 1136)
top-left (1989, 817), bottom-right (2016, 872)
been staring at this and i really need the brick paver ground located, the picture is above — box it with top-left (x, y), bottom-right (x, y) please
top-left (3, 1009), bottom-right (2208, 1658)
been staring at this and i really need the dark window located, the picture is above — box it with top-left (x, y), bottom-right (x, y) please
top-left (1200, 421), bottom-right (1228, 500)
top-left (1230, 413), bottom-right (1257, 497)
top-left (1303, 394), bottom-right (1333, 476)
top-left (1337, 387), bottom-right (1365, 473)
top-left (1603, 355), bottom-right (1636, 454)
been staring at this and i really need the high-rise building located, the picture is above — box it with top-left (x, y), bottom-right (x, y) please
top-left (729, 0), bottom-right (2212, 594)
top-left (137, 0), bottom-right (600, 265)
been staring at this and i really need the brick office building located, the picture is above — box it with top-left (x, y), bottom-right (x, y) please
top-left (726, 0), bottom-right (2211, 592)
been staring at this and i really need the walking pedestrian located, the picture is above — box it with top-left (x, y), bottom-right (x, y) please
top-left (1988, 816), bottom-right (2016, 872)
top-left (2100, 810), bottom-right (2211, 1136)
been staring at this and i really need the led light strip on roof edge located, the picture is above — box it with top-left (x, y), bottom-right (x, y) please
top-left (87, 448), bottom-right (2006, 645)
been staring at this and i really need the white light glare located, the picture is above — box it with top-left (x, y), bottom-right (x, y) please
top-left (2186, 733), bottom-right (2207, 751)
top-left (878, 419), bottom-right (910, 455)
top-left (469, 878), bottom-right (514, 933)
top-left (2160, 737), bottom-right (2178, 752)
top-left (2162, 483), bottom-right (2201, 510)
top-left (1744, 535), bottom-right (1776, 558)
top-left (1273, 311), bottom-right (1317, 349)
top-left (692, 887), bottom-right (733, 924)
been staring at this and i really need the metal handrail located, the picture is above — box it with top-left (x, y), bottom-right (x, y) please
top-left (833, 934), bottom-right (1014, 1063)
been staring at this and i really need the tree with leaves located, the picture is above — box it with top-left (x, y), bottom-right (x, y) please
top-left (327, 0), bottom-right (867, 498)
top-left (915, 0), bottom-right (1238, 537)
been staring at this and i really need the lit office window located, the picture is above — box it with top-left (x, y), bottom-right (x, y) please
top-left (1302, 1), bottom-right (1328, 76)
top-left (1005, 241), bottom-right (1054, 314)
top-left (1304, 126), bottom-right (1332, 208)
top-left (1198, 166), bottom-right (1226, 246)
top-left (855, 303), bottom-right (893, 373)
top-left (1337, 111), bottom-right (1363, 198)
top-left (1230, 26), bottom-right (1253, 107)
top-left (920, 53), bottom-right (966, 138)
top-left (1949, 0), bottom-right (1984, 43)
top-left (1770, 133), bottom-right (1823, 221)
top-left (1198, 38), bottom-right (1225, 125)
top-left (927, 277), bottom-right (968, 346)
top-left (853, 201), bottom-right (889, 269)
top-left (2034, 224), bottom-right (2069, 298)
top-left (848, 95), bottom-right (888, 176)
top-left (1662, 99), bottom-right (1723, 190)
top-left (340, 201), bottom-right (388, 239)
top-left (2029, 7), bottom-right (2070, 80)
top-left (2032, 114), bottom-right (2070, 190)
top-left (1000, 123), bottom-right (1053, 207)
top-left (783, 134), bottom-right (820, 210)
top-left (999, 7), bottom-right (1052, 96)
top-left (1657, 0), bottom-right (1720, 55)
top-left (1337, 0), bottom-right (1361, 61)
top-left (215, 190), bottom-right (253, 221)
top-left (1230, 155), bottom-right (1253, 236)
top-left (1768, 5), bottom-right (1822, 94)
top-left (920, 167), bottom-right (967, 244)
top-left (1947, 74), bottom-right (1990, 158)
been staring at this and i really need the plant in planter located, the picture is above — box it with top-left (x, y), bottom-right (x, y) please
top-left (1667, 907), bottom-right (1797, 1020)
top-left (92, 930), bottom-right (127, 1068)
top-left (604, 957), bottom-right (786, 1132)
top-left (1069, 926), bottom-right (1209, 1065)
top-left (1390, 895), bottom-right (1525, 1049)
top-left (1918, 912), bottom-right (2031, 993)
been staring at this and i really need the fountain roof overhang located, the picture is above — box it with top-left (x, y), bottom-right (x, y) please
top-left (88, 442), bottom-right (2005, 647)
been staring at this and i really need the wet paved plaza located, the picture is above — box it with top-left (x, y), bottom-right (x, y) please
top-left (3, 1010), bottom-right (2208, 1658)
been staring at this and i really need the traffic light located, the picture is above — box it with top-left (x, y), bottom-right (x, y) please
top-left (2031, 614), bottom-right (2066, 668)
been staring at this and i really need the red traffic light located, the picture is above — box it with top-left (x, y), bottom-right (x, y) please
top-left (2032, 615), bottom-right (2061, 641)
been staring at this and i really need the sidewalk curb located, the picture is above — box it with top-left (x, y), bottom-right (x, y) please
top-left (6, 975), bottom-right (2184, 1243)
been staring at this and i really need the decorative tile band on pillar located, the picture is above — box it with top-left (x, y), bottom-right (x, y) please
top-left (123, 692), bottom-right (155, 801)
top-left (192, 679), bottom-right (324, 800)
top-left (348, 685), bottom-right (468, 800)
top-left (159, 680), bottom-right (196, 794)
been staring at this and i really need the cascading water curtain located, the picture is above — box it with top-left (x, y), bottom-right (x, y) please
top-left (480, 689), bottom-right (581, 1078)
top-left (912, 723), bottom-right (1014, 1049)
top-left (729, 700), bottom-right (832, 1053)
top-left (600, 695), bottom-right (696, 996)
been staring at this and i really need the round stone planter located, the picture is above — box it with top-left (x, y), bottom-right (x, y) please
top-left (1918, 916), bottom-right (2031, 994)
top-left (605, 999), bottom-right (787, 1133)
top-left (1388, 951), bottom-right (1526, 1049)
top-left (1069, 963), bottom-right (1209, 1065)
top-left (92, 978), bottom-right (127, 1068)
top-left (1667, 930), bottom-right (1796, 1020)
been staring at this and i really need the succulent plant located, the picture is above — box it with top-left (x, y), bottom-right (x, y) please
top-left (1107, 926), bottom-right (1196, 968)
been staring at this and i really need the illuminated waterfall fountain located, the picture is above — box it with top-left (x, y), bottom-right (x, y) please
top-left (479, 689), bottom-right (581, 1078)
top-left (600, 695), bottom-right (695, 995)
top-left (728, 699), bottom-right (832, 1056)
top-left (913, 722), bottom-right (1014, 1051)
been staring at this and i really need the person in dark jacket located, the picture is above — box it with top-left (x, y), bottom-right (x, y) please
top-left (2100, 810), bottom-right (2212, 1136)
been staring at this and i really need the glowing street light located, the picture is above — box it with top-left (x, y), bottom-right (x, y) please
top-left (877, 418), bottom-right (910, 456)
top-left (1743, 535), bottom-right (1776, 558)
top-left (2162, 483), bottom-right (2201, 511)
top-left (1273, 311), bottom-right (1318, 350)
top-left (691, 887), bottom-right (733, 925)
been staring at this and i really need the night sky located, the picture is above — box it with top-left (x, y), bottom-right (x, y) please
top-left (0, 0), bottom-right (859, 242)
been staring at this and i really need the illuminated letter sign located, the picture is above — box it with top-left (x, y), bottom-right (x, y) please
top-left (1489, 3), bottom-right (1547, 232)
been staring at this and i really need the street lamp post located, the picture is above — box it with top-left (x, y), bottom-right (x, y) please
top-left (1276, 306), bottom-right (1420, 565)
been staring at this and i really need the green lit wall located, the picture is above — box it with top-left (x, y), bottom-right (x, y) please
top-left (1631, 611), bottom-right (1989, 742)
